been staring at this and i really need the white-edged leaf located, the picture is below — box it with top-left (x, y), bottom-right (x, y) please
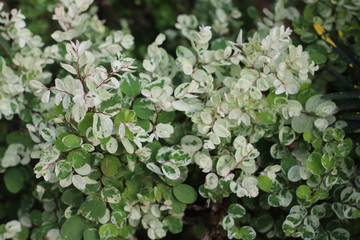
top-left (121, 138), bottom-right (134, 154)
top-left (72, 175), bottom-right (86, 190)
top-left (146, 163), bottom-right (164, 175)
top-left (61, 63), bottom-right (77, 75)
top-left (213, 120), bottom-right (230, 138)
top-left (161, 162), bottom-right (180, 180)
top-left (106, 137), bottom-right (118, 154)
top-left (93, 113), bottom-right (113, 139)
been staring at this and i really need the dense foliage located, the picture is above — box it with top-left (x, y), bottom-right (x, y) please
top-left (0, 0), bottom-right (359, 240)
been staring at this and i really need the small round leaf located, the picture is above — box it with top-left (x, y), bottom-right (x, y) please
top-left (173, 184), bottom-right (197, 204)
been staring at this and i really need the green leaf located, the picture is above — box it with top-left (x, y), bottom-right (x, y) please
top-left (281, 156), bottom-right (297, 175)
top-left (257, 109), bottom-right (277, 124)
top-left (133, 98), bottom-right (156, 119)
top-left (303, 131), bottom-right (312, 142)
top-left (157, 111), bottom-right (175, 123)
top-left (297, 225), bottom-right (315, 239)
top-left (80, 196), bottom-right (106, 222)
top-left (99, 136), bottom-right (111, 145)
top-left (300, 32), bottom-right (317, 43)
top-left (114, 109), bottom-right (136, 124)
top-left (268, 190), bottom-right (293, 207)
top-left (78, 113), bottom-right (94, 137)
top-left (162, 162), bottom-right (180, 180)
top-left (4, 167), bottom-right (24, 194)
top-left (283, 219), bottom-right (296, 236)
top-left (318, 2), bottom-right (332, 17)
top-left (321, 153), bottom-right (334, 170)
top-left (136, 119), bottom-right (152, 131)
top-left (6, 131), bottom-right (33, 147)
top-left (279, 126), bottom-right (296, 146)
top-left (222, 215), bottom-right (235, 230)
top-left (0, 35), bottom-right (12, 57)
top-left (61, 188), bottom-right (84, 207)
top-left (296, 88), bottom-right (317, 105)
top-left (82, 143), bottom-right (95, 152)
top-left (98, 94), bottom-right (122, 112)
top-left (101, 187), bottom-right (121, 203)
top-left (165, 216), bottom-right (183, 234)
top-left (62, 134), bottom-right (83, 148)
top-left (61, 216), bottom-right (86, 240)
top-left (239, 226), bottom-right (256, 240)
top-left (306, 43), bottom-right (327, 55)
top-left (124, 178), bottom-right (141, 201)
top-left (145, 141), bottom-right (162, 162)
top-left (53, 104), bottom-right (64, 116)
top-left (173, 184), bottom-right (197, 204)
top-left (83, 228), bottom-right (100, 240)
top-left (334, 138), bottom-right (352, 158)
top-left (247, 6), bottom-right (260, 19)
top-left (120, 74), bottom-right (141, 96)
top-left (166, 123), bottom-right (185, 144)
top-left (30, 210), bottom-right (42, 226)
top-left (311, 205), bottom-right (326, 219)
top-left (19, 109), bottom-right (32, 123)
top-left (99, 223), bottom-right (118, 239)
top-left (55, 133), bottom-right (72, 151)
top-left (118, 225), bottom-right (134, 239)
top-left (296, 185), bottom-right (312, 200)
top-left (168, 146), bottom-right (191, 166)
top-left (253, 213), bottom-right (273, 233)
top-left (193, 224), bottom-right (207, 239)
top-left (267, 92), bottom-right (286, 106)
top-left (270, 143), bottom-right (287, 159)
top-left (310, 52), bottom-right (327, 64)
top-left (330, 228), bottom-right (350, 240)
top-left (67, 149), bottom-right (87, 169)
top-left (16, 226), bottom-right (29, 240)
top-left (306, 152), bottom-right (326, 175)
top-left (101, 155), bottom-right (121, 177)
top-left (257, 175), bottom-right (272, 192)
top-left (169, 193), bottom-right (187, 213)
top-left (311, 138), bottom-right (323, 150)
top-left (228, 203), bottom-right (246, 219)
top-left (332, 128), bottom-right (345, 141)
top-left (211, 38), bottom-right (228, 50)
top-left (311, 189), bottom-right (328, 203)
top-left (111, 210), bottom-right (127, 228)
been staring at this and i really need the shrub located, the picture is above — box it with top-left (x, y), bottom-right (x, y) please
top-left (0, 0), bottom-right (359, 240)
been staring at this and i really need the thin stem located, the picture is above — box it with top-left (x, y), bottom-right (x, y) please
top-left (39, 146), bottom-right (81, 174)
top-left (75, 46), bottom-right (87, 93)
top-left (96, 65), bottom-right (131, 89)
top-left (49, 88), bottom-right (74, 97)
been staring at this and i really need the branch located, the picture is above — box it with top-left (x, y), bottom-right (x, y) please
top-left (95, 65), bottom-right (131, 89)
